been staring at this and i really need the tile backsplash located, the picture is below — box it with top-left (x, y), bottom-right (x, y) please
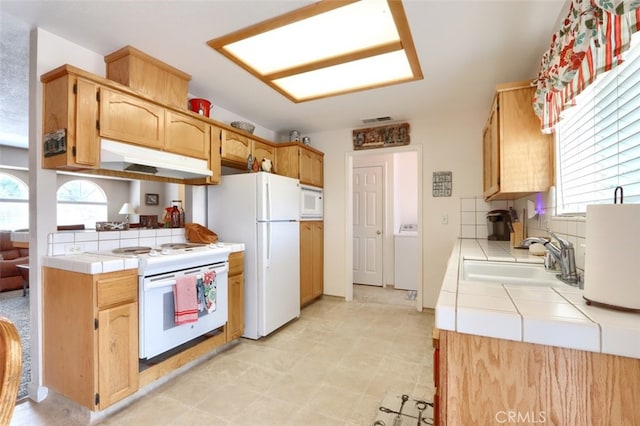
top-left (47, 228), bottom-right (188, 256)
top-left (459, 189), bottom-right (586, 272)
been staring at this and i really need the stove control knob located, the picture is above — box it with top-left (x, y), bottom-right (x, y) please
top-left (148, 249), bottom-right (158, 257)
top-left (208, 243), bottom-right (217, 249)
top-left (216, 242), bottom-right (224, 248)
top-left (161, 248), bottom-right (171, 255)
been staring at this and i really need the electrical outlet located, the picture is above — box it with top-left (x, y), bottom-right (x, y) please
top-left (64, 244), bottom-right (84, 255)
top-left (441, 214), bottom-right (448, 225)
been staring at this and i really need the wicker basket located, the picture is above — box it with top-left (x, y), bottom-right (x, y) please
top-left (230, 121), bottom-right (255, 134)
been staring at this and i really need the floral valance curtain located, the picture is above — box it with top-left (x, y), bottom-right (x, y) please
top-left (533, 0), bottom-right (640, 133)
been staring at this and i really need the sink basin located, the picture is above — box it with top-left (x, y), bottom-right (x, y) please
top-left (462, 260), bottom-right (561, 286)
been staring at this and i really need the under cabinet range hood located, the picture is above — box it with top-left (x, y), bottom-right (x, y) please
top-left (100, 139), bottom-right (212, 179)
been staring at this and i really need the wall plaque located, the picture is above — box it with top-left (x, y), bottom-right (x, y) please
top-left (353, 122), bottom-right (410, 150)
top-left (432, 171), bottom-right (452, 197)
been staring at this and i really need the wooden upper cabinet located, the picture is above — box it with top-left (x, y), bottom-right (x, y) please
top-left (41, 71), bottom-right (100, 170)
top-left (221, 129), bottom-right (251, 166)
top-left (482, 81), bottom-right (554, 200)
top-left (164, 110), bottom-right (210, 160)
top-left (186, 124), bottom-right (222, 186)
top-left (299, 147), bottom-right (323, 187)
top-left (100, 87), bottom-right (165, 150)
top-left (276, 144), bottom-right (324, 187)
top-left (252, 140), bottom-right (276, 169)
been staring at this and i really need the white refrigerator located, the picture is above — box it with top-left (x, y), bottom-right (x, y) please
top-left (207, 172), bottom-right (300, 339)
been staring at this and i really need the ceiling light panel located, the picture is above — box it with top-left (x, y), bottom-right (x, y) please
top-left (224, 0), bottom-right (399, 75)
top-left (208, 0), bottom-right (422, 102)
top-left (273, 50), bottom-right (413, 101)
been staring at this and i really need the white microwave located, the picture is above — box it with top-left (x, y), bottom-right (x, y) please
top-left (300, 185), bottom-right (323, 220)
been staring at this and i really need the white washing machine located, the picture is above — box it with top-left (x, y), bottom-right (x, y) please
top-left (394, 224), bottom-right (418, 290)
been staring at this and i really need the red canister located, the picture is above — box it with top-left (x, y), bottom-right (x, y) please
top-left (188, 98), bottom-right (212, 117)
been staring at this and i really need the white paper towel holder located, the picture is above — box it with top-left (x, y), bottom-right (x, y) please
top-left (583, 186), bottom-right (640, 312)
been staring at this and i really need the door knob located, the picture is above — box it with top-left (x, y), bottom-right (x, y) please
top-left (376, 230), bottom-right (381, 235)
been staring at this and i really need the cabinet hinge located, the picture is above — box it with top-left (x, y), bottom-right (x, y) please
top-left (94, 318), bottom-right (98, 330)
top-left (73, 83), bottom-right (77, 95)
top-left (72, 146), bottom-right (76, 157)
top-left (95, 393), bottom-right (100, 406)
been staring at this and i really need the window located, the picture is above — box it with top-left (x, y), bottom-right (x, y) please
top-left (57, 180), bottom-right (107, 228)
top-left (0, 172), bottom-right (29, 231)
top-left (555, 34), bottom-right (640, 215)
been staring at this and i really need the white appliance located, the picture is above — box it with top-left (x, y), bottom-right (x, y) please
top-left (394, 224), bottom-right (418, 290)
top-left (300, 184), bottom-right (323, 220)
top-left (90, 243), bottom-right (231, 360)
top-left (207, 172), bottom-right (301, 339)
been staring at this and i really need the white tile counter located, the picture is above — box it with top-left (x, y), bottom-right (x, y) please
top-left (436, 239), bottom-right (640, 359)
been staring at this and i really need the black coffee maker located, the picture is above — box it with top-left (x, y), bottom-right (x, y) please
top-left (486, 210), bottom-right (511, 241)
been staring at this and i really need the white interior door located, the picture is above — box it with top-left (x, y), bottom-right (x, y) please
top-left (353, 165), bottom-right (383, 286)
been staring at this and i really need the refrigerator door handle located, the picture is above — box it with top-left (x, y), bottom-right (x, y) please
top-left (265, 178), bottom-right (271, 222)
top-left (266, 222), bottom-right (271, 268)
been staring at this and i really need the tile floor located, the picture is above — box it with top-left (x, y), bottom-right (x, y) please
top-left (10, 285), bottom-right (435, 425)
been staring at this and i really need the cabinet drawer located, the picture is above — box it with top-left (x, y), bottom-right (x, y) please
top-left (228, 252), bottom-right (244, 277)
top-left (97, 270), bottom-right (138, 308)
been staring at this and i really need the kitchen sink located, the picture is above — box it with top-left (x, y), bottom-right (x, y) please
top-left (461, 259), bottom-right (561, 286)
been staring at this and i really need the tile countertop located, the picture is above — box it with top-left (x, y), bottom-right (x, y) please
top-left (436, 239), bottom-right (640, 359)
top-left (42, 242), bottom-right (245, 275)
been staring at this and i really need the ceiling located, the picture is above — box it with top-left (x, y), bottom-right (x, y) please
top-left (0, 0), bottom-right (567, 149)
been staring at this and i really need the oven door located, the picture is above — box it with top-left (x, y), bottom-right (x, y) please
top-left (139, 262), bottom-right (228, 360)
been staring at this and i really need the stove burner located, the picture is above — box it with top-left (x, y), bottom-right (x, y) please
top-left (112, 246), bottom-right (152, 255)
top-left (159, 243), bottom-right (207, 250)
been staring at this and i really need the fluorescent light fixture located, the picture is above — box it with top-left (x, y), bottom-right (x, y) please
top-left (207, 0), bottom-right (422, 102)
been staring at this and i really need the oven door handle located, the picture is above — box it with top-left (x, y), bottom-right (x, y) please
top-left (144, 279), bottom-right (177, 291)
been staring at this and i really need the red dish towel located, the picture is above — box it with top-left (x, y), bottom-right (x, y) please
top-left (174, 275), bottom-right (198, 325)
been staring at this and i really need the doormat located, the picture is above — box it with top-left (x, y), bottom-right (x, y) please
top-left (373, 392), bottom-right (433, 425)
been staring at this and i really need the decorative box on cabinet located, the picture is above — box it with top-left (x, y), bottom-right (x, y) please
top-left (42, 268), bottom-right (139, 411)
top-left (104, 45), bottom-right (191, 110)
top-left (300, 221), bottom-right (323, 306)
top-left (41, 67), bottom-right (100, 170)
top-left (482, 80), bottom-right (554, 200)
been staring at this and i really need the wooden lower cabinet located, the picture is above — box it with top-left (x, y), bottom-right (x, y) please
top-left (300, 221), bottom-right (323, 306)
top-left (435, 329), bottom-right (640, 425)
top-left (43, 267), bottom-right (139, 411)
top-left (226, 251), bottom-right (245, 341)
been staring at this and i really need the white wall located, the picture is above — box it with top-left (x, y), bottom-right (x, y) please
top-left (309, 109), bottom-right (485, 309)
top-left (394, 151), bottom-right (418, 231)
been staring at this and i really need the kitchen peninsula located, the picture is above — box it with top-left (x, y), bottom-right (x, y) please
top-left (434, 239), bottom-right (640, 425)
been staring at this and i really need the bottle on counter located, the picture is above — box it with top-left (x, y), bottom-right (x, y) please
top-left (164, 207), bottom-right (173, 228)
top-left (171, 205), bottom-right (180, 228)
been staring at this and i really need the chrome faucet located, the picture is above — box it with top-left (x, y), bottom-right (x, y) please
top-left (520, 232), bottom-right (581, 287)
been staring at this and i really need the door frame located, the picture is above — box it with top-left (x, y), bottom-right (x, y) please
top-left (344, 145), bottom-right (423, 311)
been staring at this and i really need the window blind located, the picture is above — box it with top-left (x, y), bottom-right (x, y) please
top-left (556, 35), bottom-right (640, 214)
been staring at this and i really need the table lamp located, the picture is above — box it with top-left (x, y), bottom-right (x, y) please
top-left (118, 203), bottom-right (136, 224)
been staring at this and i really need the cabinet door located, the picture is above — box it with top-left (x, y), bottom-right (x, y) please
top-left (275, 145), bottom-right (300, 180)
top-left (252, 140), bottom-right (276, 170)
top-left (311, 222), bottom-right (324, 298)
top-left (299, 148), bottom-right (324, 187)
top-left (100, 88), bottom-right (165, 149)
top-left (300, 221), bottom-right (313, 306)
top-left (165, 110), bottom-right (210, 160)
top-left (482, 97), bottom-right (499, 199)
top-left (42, 74), bottom-right (99, 170)
top-left (97, 302), bottom-right (139, 409)
top-left (221, 129), bottom-right (251, 166)
top-left (227, 274), bottom-right (245, 340)
top-left (74, 78), bottom-right (100, 167)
